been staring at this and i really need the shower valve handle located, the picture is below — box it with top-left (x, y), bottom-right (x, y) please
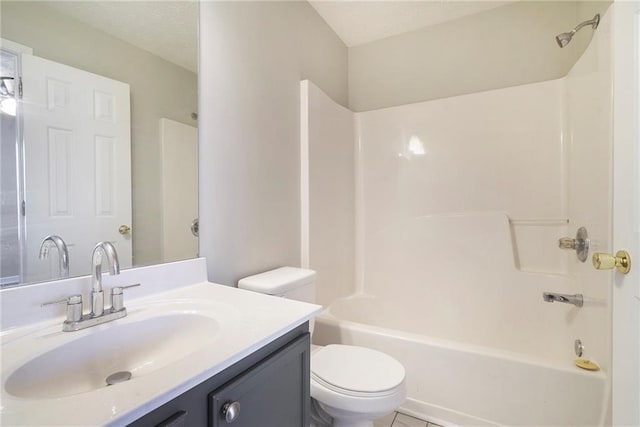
top-left (558, 227), bottom-right (589, 262)
top-left (559, 237), bottom-right (578, 249)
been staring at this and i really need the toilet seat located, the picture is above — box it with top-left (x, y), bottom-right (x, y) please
top-left (311, 345), bottom-right (405, 398)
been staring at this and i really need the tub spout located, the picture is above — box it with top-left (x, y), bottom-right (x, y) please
top-left (543, 292), bottom-right (583, 307)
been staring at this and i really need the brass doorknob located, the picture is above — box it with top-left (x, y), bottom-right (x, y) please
top-left (118, 225), bottom-right (131, 235)
top-left (592, 250), bottom-right (631, 274)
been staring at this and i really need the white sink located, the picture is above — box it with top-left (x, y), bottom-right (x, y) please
top-left (5, 312), bottom-right (219, 399)
top-left (1, 279), bottom-right (320, 426)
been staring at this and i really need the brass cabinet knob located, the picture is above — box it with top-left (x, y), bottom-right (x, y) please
top-left (592, 250), bottom-right (631, 274)
top-left (118, 225), bottom-right (131, 235)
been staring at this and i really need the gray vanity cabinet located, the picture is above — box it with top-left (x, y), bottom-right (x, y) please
top-left (210, 331), bottom-right (310, 426)
top-left (128, 325), bottom-right (310, 427)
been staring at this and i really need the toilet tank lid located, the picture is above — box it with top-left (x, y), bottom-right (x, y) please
top-left (237, 267), bottom-right (316, 295)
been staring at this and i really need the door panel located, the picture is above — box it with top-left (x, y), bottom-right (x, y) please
top-left (611, 2), bottom-right (640, 425)
top-left (21, 54), bottom-right (131, 282)
top-left (159, 118), bottom-right (198, 262)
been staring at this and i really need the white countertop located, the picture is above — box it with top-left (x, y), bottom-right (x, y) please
top-left (0, 261), bottom-right (321, 426)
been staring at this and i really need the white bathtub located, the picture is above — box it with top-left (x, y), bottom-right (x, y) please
top-left (313, 294), bottom-right (608, 426)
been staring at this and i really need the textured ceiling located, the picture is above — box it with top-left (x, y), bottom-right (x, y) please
top-left (43, 1), bottom-right (198, 73)
top-left (309, 0), bottom-right (515, 47)
top-left (41, 1), bottom-right (515, 70)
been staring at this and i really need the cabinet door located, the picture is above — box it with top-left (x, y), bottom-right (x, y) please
top-left (210, 333), bottom-right (310, 427)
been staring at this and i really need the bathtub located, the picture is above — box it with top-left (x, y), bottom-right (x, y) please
top-left (313, 294), bottom-right (608, 427)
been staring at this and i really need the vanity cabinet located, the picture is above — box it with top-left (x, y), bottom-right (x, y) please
top-left (128, 325), bottom-right (310, 427)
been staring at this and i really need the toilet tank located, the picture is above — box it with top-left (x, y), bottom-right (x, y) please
top-left (237, 267), bottom-right (316, 303)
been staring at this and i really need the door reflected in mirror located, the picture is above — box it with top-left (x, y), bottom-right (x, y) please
top-left (0, 1), bottom-right (198, 287)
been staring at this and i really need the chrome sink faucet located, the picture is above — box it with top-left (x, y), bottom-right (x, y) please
top-left (91, 241), bottom-right (120, 317)
top-left (39, 235), bottom-right (69, 278)
top-left (41, 241), bottom-right (140, 332)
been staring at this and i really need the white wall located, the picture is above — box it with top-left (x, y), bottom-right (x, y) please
top-left (301, 81), bottom-right (355, 306)
top-left (348, 1), bottom-right (612, 112)
top-left (354, 80), bottom-right (576, 361)
top-left (356, 79), bottom-right (568, 277)
top-left (199, 1), bottom-right (348, 286)
top-left (1, 1), bottom-right (198, 268)
top-left (302, 70), bottom-right (609, 365)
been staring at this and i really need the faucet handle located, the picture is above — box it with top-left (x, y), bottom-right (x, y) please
top-left (110, 283), bottom-right (141, 312)
top-left (111, 283), bottom-right (141, 294)
top-left (41, 294), bottom-right (82, 307)
top-left (41, 295), bottom-right (83, 322)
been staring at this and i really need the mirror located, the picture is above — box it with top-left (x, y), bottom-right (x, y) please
top-left (0, 1), bottom-right (198, 287)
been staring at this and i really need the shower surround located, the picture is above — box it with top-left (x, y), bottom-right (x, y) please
top-left (302, 9), bottom-right (611, 426)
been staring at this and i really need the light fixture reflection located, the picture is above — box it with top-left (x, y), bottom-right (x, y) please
top-left (408, 136), bottom-right (425, 156)
top-left (1, 98), bottom-right (16, 116)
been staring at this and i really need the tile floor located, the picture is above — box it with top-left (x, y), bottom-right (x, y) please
top-left (373, 411), bottom-right (444, 427)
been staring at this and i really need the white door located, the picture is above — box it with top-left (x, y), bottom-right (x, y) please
top-left (21, 54), bottom-right (131, 282)
top-left (160, 118), bottom-right (198, 262)
top-left (611, 2), bottom-right (640, 425)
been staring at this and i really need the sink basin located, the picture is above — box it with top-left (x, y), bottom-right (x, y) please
top-left (0, 278), bottom-right (319, 427)
top-left (5, 313), bottom-right (219, 399)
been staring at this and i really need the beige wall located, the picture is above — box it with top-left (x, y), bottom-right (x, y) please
top-left (348, 1), bottom-right (612, 111)
top-left (1, 1), bottom-right (198, 268)
top-left (199, 1), bottom-right (348, 286)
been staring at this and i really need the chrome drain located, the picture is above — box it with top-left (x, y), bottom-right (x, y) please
top-left (106, 371), bottom-right (132, 386)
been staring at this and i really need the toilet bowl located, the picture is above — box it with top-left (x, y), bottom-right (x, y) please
top-left (238, 267), bottom-right (407, 427)
top-left (310, 344), bottom-right (406, 427)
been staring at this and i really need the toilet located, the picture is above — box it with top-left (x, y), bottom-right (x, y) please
top-left (238, 267), bottom-right (406, 427)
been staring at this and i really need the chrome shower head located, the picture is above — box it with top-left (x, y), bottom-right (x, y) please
top-left (555, 32), bottom-right (573, 48)
top-left (555, 13), bottom-right (600, 48)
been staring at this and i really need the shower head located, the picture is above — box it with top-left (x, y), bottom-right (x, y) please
top-left (555, 32), bottom-right (573, 48)
top-left (555, 13), bottom-right (600, 48)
